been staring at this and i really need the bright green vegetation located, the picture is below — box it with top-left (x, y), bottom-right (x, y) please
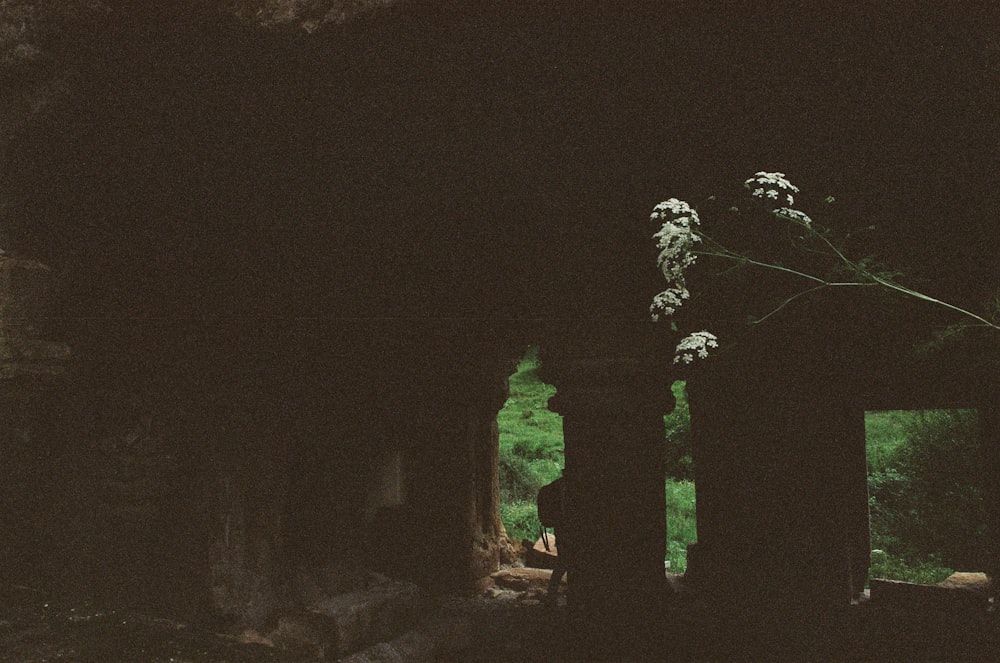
top-left (865, 409), bottom-right (913, 474)
top-left (497, 349), bottom-right (697, 571)
top-left (866, 408), bottom-right (983, 584)
top-left (663, 380), bottom-right (695, 572)
top-left (664, 477), bottom-right (696, 573)
top-left (498, 351), bottom-right (981, 585)
top-left (497, 347), bottom-right (562, 542)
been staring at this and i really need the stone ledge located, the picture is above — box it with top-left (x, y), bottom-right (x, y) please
top-left (491, 567), bottom-right (565, 593)
top-left (870, 573), bottom-right (991, 612)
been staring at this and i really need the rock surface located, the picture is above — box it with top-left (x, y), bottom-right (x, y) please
top-left (0, 1), bottom-right (109, 141)
top-left (338, 629), bottom-right (436, 663)
top-left (227, 0), bottom-right (399, 32)
top-left (526, 534), bottom-right (559, 570)
top-left (870, 573), bottom-right (992, 612)
top-left (307, 578), bottom-right (424, 658)
top-left (937, 571), bottom-right (990, 592)
top-left (498, 535), bottom-right (527, 566)
top-left (491, 567), bottom-right (563, 593)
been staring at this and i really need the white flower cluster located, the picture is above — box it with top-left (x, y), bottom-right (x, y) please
top-left (673, 330), bottom-right (719, 364)
top-left (650, 198), bottom-right (701, 321)
top-left (647, 171), bottom-right (825, 365)
top-left (744, 171), bottom-right (799, 208)
top-left (650, 198), bottom-right (701, 227)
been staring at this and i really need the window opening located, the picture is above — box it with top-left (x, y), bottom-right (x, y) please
top-left (865, 408), bottom-right (985, 584)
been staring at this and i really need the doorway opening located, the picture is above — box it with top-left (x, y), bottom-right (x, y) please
top-left (497, 346), bottom-right (563, 544)
top-left (865, 408), bottom-right (985, 583)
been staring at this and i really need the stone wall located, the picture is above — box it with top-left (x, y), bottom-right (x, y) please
top-left (0, 0), bottom-right (996, 640)
top-left (0, 275), bottom-right (523, 626)
top-left (196, 322), bottom-right (523, 627)
top-left (0, 257), bottom-right (70, 585)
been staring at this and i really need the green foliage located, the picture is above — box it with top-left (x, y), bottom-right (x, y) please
top-left (497, 347), bottom-right (563, 540)
top-left (498, 348), bottom-right (563, 467)
top-left (498, 360), bottom-right (983, 587)
top-left (891, 409), bottom-right (985, 569)
top-left (498, 453), bottom-right (540, 503)
top-left (664, 381), bottom-right (693, 480)
top-left (869, 549), bottom-right (953, 585)
top-left (664, 383), bottom-right (696, 571)
top-left (866, 409), bottom-right (983, 583)
top-left (499, 499), bottom-right (543, 543)
top-left (864, 410), bottom-right (911, 473)
top-left (497, 353), bottom-right (698, 572)
top-left (665, 478), bottom-right (697, 573)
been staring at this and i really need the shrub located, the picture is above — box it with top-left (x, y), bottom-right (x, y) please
top-left (500, 499), bottom-right (542, 543)
top-left (867, 408), bottom-right (983, 582)
top-left (498, 453), bottom-right (540, 503)
top-left (869, 549), bottom-right (953, 585)
top-left (665, 478), bottom-right (697, 573)
top-left (664, 381), bottom-right (694, 480)
top-left (892, 409), bottom-right (985, 570)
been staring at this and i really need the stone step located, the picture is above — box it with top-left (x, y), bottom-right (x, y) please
top-left (525, 534), bottom-right (558, 570)
top-left (491, 567), bottom-right (565, 593)
top-left (270, 578), bottom-right (426, 659)
top-left (336, 629), bottom-right (436, 663)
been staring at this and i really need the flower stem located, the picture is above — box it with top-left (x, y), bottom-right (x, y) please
top-left (701, 221), bottom-right (1000, 333)
top-left (867, 275), bottom-right (1000, 332)
top-left (751, 282), bottom-right (876, 325)
top-left (692, 247), bottom-right (828, 284)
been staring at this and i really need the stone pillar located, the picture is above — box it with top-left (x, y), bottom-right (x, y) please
top-left (845, 404), bottom-right (872, 600)
top-left (979, 391), bottom-right (1000, 584)
top-left (783, 381), bottom-right (870, 609)
top-left (373, 328), bottom-right (519, 592)
top-left (403, 392), bottom-right (503, 589)
top-left (685, 370), bottom-right (778, 604)
top-left (687, 364), bottom-right (870, 614)
top-left (0, 257), bottom-right (70, 583)
top-left (542, 328), bottom-right (675, 629)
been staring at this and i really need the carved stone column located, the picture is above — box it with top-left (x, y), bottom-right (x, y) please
top-left (542, 325), bottom-right (676, 626)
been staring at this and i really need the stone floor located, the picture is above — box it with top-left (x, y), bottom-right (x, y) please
top-left (0, 571), bottom-right (572, 663)
top-left (5, 573), bottom-right (1000, 662)
top-left (0, 583), bottom-right (292, 663)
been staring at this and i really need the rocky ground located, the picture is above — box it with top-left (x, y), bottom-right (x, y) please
top-left (0, 583), bottom-right (290, 663)
top-left (0, 566), bottom-right (576, 663)
top-left (6, 565), bottom-right (1000, 662)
